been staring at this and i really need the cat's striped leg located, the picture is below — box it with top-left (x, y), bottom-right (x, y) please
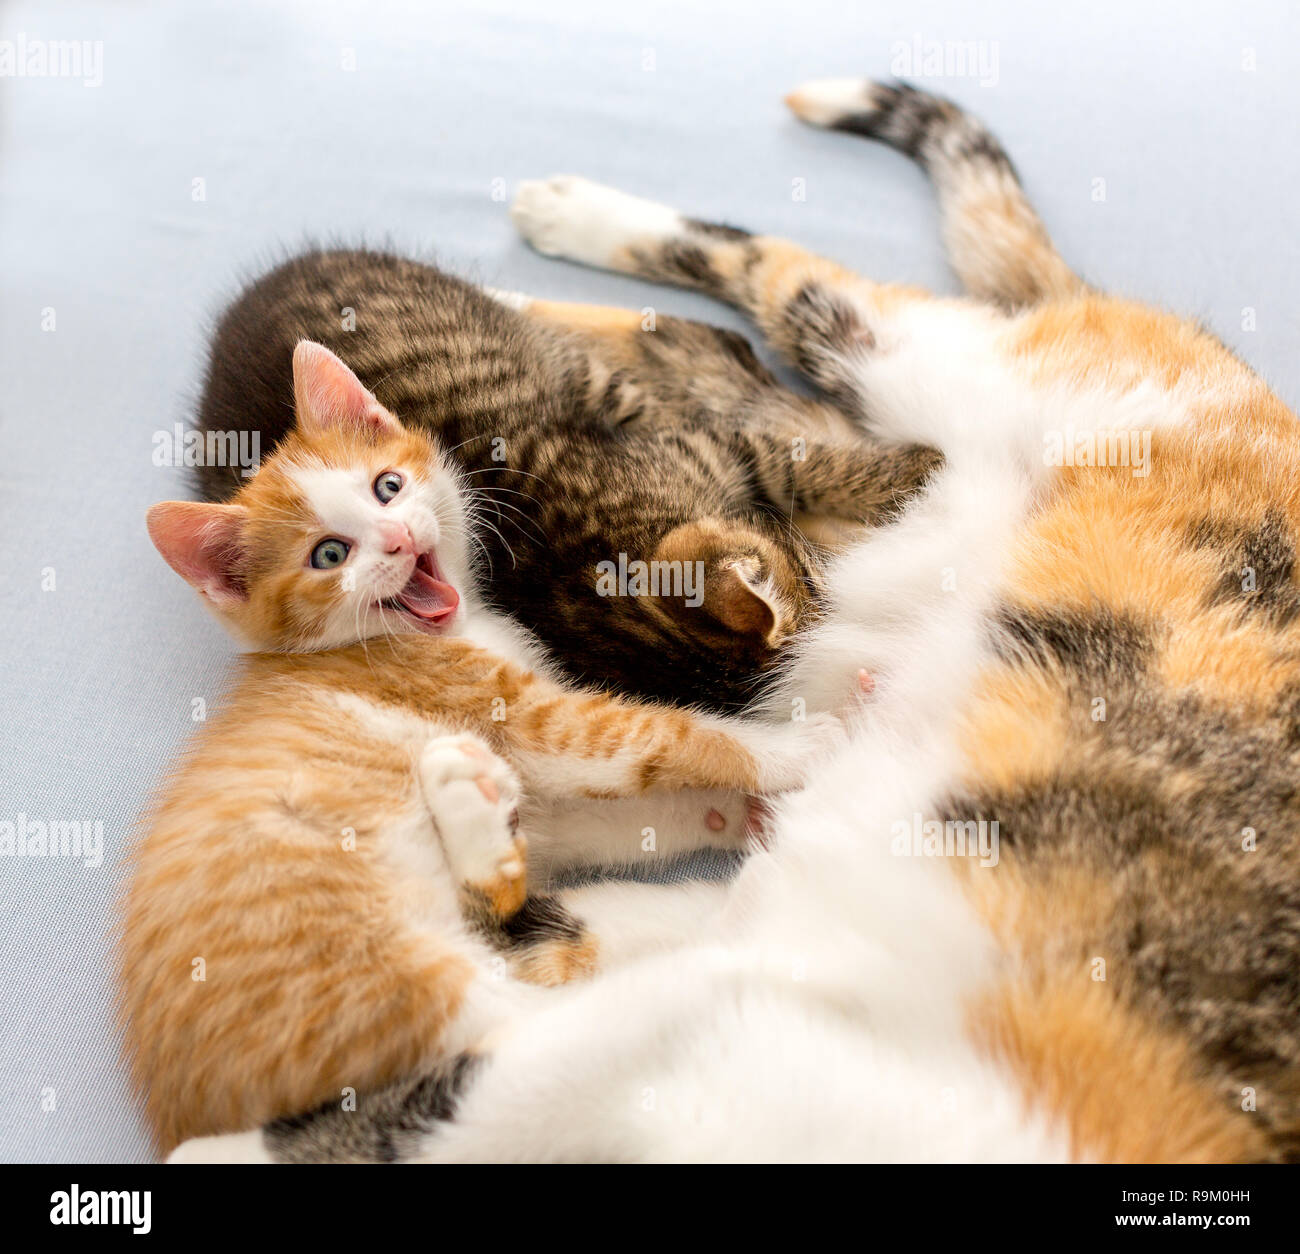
top-left (511, 175), bottom-right (977, 430)
top-left (500, 681), bottom-right (840, 801)
top-left (733, 429), bottom-right (942, 525)
top-left (510, 176), bottom-right (902, 390)
top-left (511, 178), bottom-right (1035, 459)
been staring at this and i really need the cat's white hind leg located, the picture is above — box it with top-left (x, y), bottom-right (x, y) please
top-left (523, 788), bottom-right (760, 881)
top-left (420, 734), bottom-right (527, 918)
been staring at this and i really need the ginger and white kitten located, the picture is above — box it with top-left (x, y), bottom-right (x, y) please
top-left (179, 78), bottom-right (1293, 1163)
top-left (121, 341), bottom-right (826, 1154)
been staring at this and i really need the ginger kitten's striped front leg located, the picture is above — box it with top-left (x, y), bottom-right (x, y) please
top-left (495, 681), bottom-right (837, 803)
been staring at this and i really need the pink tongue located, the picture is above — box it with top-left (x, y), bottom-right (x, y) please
top-left (397, 566), bottom-right (460, 620)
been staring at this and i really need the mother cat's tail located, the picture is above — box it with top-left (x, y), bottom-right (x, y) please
top-left (786, 79), bottom-right (1083, 311)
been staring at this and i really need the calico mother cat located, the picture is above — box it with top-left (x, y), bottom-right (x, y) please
top-left (120, 340), bottom-right (827, 1154)
top-left (178, 79), bottom-right (1298, 1163)
top-left (193, 242), bottom-right (939, 711)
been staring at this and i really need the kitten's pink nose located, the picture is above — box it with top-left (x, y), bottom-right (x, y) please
top-left (378, 521), bottom-right (414, 556)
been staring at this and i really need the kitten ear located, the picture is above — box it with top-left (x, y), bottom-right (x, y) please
top-left (292, 340), bottom-right (401, 436)
top-left (652, 522), bottom-right (785, 645)
top-left (147, 501), bottom-right (249, 606)
top-left (704, 560), bottom-right (780, 641)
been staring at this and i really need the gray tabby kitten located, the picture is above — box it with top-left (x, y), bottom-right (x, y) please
top-left (194, 249), bottom-right (938, 710)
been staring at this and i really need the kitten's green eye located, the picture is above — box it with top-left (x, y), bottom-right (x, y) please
top-left (310, 538), bottom-right (350, 569)
top-left (374, 472), bottom-right (404, 503)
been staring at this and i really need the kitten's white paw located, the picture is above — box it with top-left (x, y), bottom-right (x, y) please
top-left (168, 1129), bottom-right (273, 1164)
top-left (420, 734), bottom-right (526, 917)
top-left (511, 176), bottom-right (681, 268)
top-left (785, 77), bottom-right (878, 127)
top-left (734, 712), bottom-right (846, 794)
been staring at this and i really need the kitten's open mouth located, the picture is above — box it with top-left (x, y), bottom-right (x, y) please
top-left (385, 550), bottom-right (459, 631)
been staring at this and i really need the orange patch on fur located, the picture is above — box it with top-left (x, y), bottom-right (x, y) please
top-left (972, 974), bottom-right (1269, 1163)
top-left (526, 298), bottom-right (646, 338)
top-left (962, 865), bottom-right (1268, 1163)
top-left (957, 664), bottom-right (1070, 794)
top-left (509, 935), bottom-right (600, 987)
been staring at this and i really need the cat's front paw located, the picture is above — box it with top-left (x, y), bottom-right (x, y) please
top-left (511, 175), bottom-right (680, 269)
top-left (420, 734), bottom-right (527, 918)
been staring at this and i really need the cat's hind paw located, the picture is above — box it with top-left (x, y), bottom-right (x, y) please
top-left (420, 734), bottom-right (527, 918)
top-left (511, 175), bottom-right (681, 270)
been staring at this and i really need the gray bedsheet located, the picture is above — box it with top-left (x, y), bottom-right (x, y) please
top-left (2, 0), bottom-right (1296, 1162)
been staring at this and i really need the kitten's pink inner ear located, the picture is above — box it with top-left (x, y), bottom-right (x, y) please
top-left (147, 501), bottom-right (249, 605)
top-left (292, 340), bottom-right (401, 435)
